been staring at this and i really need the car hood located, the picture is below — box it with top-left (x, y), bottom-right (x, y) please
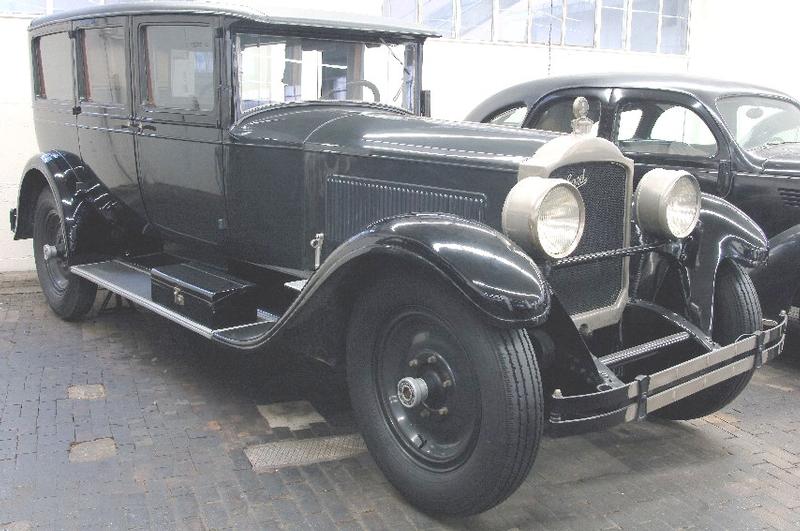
top-left (232, 104), bottom-right (556, 171)
top-left (746, 143), bottom-right (800, 175)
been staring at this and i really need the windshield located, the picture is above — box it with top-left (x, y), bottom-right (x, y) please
top-left (235, 33), bottom-right (418, 117)
top-left (717, 95), bottom-right (800, 151)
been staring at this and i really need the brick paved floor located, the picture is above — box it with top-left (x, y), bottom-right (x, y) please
top-left (1, 286), bottom-right (800, 530)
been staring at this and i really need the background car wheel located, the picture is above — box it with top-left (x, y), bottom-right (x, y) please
top-left (33, 188), bottom-right (97, 320)
top-left (346, 269), bottom-right (543, 516)
top-left (654, 262), bottom-right (761, 420)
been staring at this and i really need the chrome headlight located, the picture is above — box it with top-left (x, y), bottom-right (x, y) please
top-left (635, 169), bottom-right (701, 239)
top-left (503, 177), bottom-right (586, 259)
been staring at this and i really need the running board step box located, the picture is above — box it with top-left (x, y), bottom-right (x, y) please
top-left (70, 260), bottom-right (276, 341)
top-left (151, 263), bottom-right (257, 329)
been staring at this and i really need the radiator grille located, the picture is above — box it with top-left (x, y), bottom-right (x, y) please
top-left (325, 175), bottom-right (487, 245)
top-left (547, 162), bottom-right (629, 315)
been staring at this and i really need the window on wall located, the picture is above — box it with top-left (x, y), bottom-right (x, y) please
top-left (460, 0), bottom-right (492, 40)
top-left (599, 0), bottom-right (626, 49)
top-left (496, 0), bottom-right (528, 42)
top-left (564, 0), bottom-right (596, 46)
top-left (34, 32), bottom-right (74, 101)
top-left (79, 26), bottom-right (128, 106)
top-left (421, 0), bottom-right (455, 37)
top-left (388, 1), bottom-right (695, 53)
top-left (143, 25), bottom-right (216, 112)
top-left (383, 0), bottom-right (417, 23)
top-left (630, 0), bottom-right (659, 52)
top-left (531, 0), bottom-right (563, 45)
top-left (1, 0), bottom-right (45, 14)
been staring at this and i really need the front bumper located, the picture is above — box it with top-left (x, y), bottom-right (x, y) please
top-left (548, 312), bottom-right (787, 437)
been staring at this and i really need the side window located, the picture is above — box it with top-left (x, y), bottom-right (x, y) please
top-left (487, 105), bottom-right (528, 127)
top-left (143, 25), bottom-right (215, 111)
top-left (531, 96), bottom-right (601, 135)
top-left (79, 27), bottom-right (128, 106)
top-left (34, 32), bottom-right (74, 101)
top-left (616, 100), bottom-right (718, 157)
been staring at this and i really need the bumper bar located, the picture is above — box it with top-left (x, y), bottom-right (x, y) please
top-left (548, 312), bottom-right (787, 437)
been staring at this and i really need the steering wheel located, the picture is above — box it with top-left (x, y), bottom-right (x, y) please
top-left (322, 80), bottom-right (381, 102)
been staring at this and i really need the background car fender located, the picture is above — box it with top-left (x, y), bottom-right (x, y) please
top-left (683, 193), bottom-right (768, 333)
top-left (214, 213), bottom-right (552, 357)
top-left (749, 222), bottom-right (800, 318)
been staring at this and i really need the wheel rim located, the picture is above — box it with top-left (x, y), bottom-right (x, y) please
top-left (42, 211), bottom-right (69, 293)
top-left (374, 308), bottom-right (480, 470)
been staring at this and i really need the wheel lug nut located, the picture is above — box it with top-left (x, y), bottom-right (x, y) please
top-left (408, 359), bottom-right (419, 368)
top-left (427, 355), bottom-right (436, 364)
top-left (442, 379), bottom-right (452, 388)
top-left (420, 409), bottom-right (430, 418)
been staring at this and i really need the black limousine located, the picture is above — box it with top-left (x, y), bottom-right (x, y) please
top-left (467, 73), bottom-right (800, 318)
top-left (9, 4), bottom-right (786, 516)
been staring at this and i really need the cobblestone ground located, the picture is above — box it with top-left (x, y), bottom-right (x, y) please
top-left (1, 281), bottom-right (800, 530)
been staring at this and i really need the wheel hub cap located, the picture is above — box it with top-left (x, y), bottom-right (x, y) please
top-left (397, 377), bottom-right (428, 408)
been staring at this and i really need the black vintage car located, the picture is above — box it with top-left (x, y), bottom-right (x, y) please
top-left (10, 4), bottom-right (786, 516)
top-left (467, 73), bottom-right (800, 317)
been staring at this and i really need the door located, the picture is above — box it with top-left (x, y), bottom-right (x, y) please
top-left (74, 17), bottom-right (144, 219)
top-left (609, 89), bottom-right (730, 192)
top-left (132, 16), bottom-right (226, 246)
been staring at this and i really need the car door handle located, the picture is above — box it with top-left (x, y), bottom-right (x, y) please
top-left (120, 120), bottom-right (142, 133)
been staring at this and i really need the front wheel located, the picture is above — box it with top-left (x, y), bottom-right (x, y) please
top-left (654, 262), bottom-right (762, 420)
top-left (33, 188), bottom-right (97, 320)
top-left (346, 270), bottom-right (543, 516)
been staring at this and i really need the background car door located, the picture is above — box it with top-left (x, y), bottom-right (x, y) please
top-left (74, 17), bottom-right (144, 219)
top-left (132, 15), bottom-right (226, 246)
top-left (610, 88), bottom-right (731, 192)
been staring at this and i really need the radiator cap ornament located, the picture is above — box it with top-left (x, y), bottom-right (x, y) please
top-left (571, 97), bottom-right (594, 135)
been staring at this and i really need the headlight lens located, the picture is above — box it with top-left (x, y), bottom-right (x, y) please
top-left (537, 185), bottom-right (584, 258)
top-left (635, 169), bottom-right (701, 239)
top-left (502, 177), bottom-right (585, 259)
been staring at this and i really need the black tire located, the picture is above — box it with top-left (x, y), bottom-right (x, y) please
top-left (654, 262), bottom-right (761, 420)
top-left (33, 188), bottom-right (97, 320)
top-left (346, 269), bottom-right (543, 516)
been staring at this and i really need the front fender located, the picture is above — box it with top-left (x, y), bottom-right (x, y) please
top-left (323, 213), bottom-right (552, 326)
top-left (685, 193), bottom-right (768, 333)
top-left (749, 223), bottom-right (800, 318)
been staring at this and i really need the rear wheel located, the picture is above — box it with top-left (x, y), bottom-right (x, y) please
top-left (654, 262), bottom-right (761, 420)
top-left (33, 188), bottom-right (97, 320)
top-left (346, 269), bottom-right (543, 516)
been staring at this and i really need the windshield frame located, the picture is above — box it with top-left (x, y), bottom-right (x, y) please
top-left (715, 93), bottom-right (800, 152)
top-left (231, 27), bottom-right (423, 121)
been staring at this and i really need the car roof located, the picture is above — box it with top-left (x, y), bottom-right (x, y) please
top-left (29, 1), bottom-right (440, 39)
top-left (466, 72), bottom-right (794, 121)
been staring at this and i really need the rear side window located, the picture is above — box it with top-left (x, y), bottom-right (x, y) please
top-left (34, 32), bottom-right (74, 101)
top-left (487, 105), bottom-right (528, 127)
top-left (531, 97), bottom-right (602, 136)
top-left (143, 25), bottom-right (215, 111)
top-left (79, 27), bottom-right (128, 106)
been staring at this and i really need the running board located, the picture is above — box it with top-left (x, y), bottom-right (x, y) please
top-left (598, 331), bottom-right (692, 368)
top-left (71, 260), bottom-right (277, 341)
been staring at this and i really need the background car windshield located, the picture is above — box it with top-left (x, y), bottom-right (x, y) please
top-left (717, 95), bottom-right (800, 150)
top-left (236, 34), bottom-right (417, 116)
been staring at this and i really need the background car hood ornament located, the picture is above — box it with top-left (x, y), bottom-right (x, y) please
top-left (571, 96), bottom-right (594, 135)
